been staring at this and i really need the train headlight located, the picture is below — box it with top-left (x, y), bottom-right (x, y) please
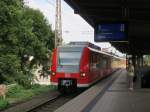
top-left (80, 73), bottom-right (86, 77)
top-left (51, 72), bottom-right (56, 76)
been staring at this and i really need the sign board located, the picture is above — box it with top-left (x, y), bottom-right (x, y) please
top-left (94, 23), bottom-right (127, 42)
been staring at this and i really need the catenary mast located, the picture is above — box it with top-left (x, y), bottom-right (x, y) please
top-left (55, 0), bottom-right (62, 47)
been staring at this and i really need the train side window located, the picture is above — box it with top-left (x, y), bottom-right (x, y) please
top-left (89, 52), bottom-right (93, 71)
top-left (99, 57), bottom-right (107, 69)
top-left (92, 53), bottom-right (96, 69)
top-left (96, 54), bottom-right (100, 68)
top-left (97, 55), bottom-right (104, 68)
top-left (90, 52), bottom-right (97, 69)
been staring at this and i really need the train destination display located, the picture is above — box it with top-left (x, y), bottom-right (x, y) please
top-left (94, 23), bottom-right (127, 42)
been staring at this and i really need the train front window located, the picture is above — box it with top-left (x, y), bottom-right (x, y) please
top-left (58, 52), bottom-right (82, 66)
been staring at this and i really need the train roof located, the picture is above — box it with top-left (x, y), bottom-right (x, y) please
top-left (88, 47), bottom-right (126, 60)
top-left (58, 41), bottom-right (101, 51)
top-left (69, 41), bottom-right (101, 51)
top-left (58, 41), bottom-right (125, 60)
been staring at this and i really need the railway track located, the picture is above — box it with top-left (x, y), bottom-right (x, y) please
top-left (27, 90), bottom-right (83, 112)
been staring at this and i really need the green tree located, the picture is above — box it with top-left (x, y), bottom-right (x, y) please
top-left (23, 7), bottom-right (54, 67)
top-left (0, 0), bottom-right (24, 84)
top-left (0, 0), bottom-right (54, 87)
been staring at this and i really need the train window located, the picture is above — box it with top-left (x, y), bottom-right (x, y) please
top-left (90, 52), bottom-right (100, 69)
top-left (90, 52), bottom-right (111, 69)
top-left (58, 52), bottom-right (82, 66)
top-left (97, 57), bottom-right (107, 69)
top-left (95, 54), bottom-right (101, 68)
top-left (89, 52), bottom-right (92, 71)
top-left (90, 53), bottom-right (110, 69)
top-left (103, 59), bottom-right (107, 68)
top-left (90, 52), bottom-right (94, 70)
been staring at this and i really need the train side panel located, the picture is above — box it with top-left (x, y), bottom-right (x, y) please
top-left (78, 47), bottom-right (90, 87)
top-left (88, 50), bottom-right (113, 85)
top-left (51, 49), bottom-right (57, 84)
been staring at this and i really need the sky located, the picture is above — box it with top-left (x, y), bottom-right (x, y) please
top-left (25, 0), bottom-right (124, 56)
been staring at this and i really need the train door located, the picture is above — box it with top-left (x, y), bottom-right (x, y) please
top-left (90, 51), bottom-right (103, 82)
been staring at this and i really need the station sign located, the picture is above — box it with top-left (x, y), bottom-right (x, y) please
top-left (94, 23), bottom-right (127, 42)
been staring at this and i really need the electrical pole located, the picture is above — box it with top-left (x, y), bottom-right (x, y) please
top-left (55, 0), bottom-right (62, 48)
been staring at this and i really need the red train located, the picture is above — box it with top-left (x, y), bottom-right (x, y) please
top-left (50, 42), bottom-right (125, 92)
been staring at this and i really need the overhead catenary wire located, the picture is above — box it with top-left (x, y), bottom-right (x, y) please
top-left (47, 0), bottom-right (55, 7)
top-left (46, 0), bottom-right (93, 35)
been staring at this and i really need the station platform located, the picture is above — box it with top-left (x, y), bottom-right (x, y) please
top-left (55, 69), bottom-right (150, 112)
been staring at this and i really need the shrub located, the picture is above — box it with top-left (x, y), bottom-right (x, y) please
top-left (0, 99), bottom-right (9, 110)
top-left (6, 84), bottom-right (24, 97)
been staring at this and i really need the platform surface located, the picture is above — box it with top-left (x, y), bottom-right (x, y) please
top-left (90, 70), bottom-right (150, 112)
top-left (55, 69), bottom-right (150, 112)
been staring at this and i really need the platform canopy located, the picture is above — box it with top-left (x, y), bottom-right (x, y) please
top-left (64, 0), bottom-right (150, 55)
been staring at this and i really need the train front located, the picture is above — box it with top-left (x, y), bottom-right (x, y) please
top-left (50, 45), bottom-right (89, 92)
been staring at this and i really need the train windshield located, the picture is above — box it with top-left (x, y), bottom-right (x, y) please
top-left (58, 52), bottom-right (82, 66)
top-left (57, 47), bottom-right (83, 73)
